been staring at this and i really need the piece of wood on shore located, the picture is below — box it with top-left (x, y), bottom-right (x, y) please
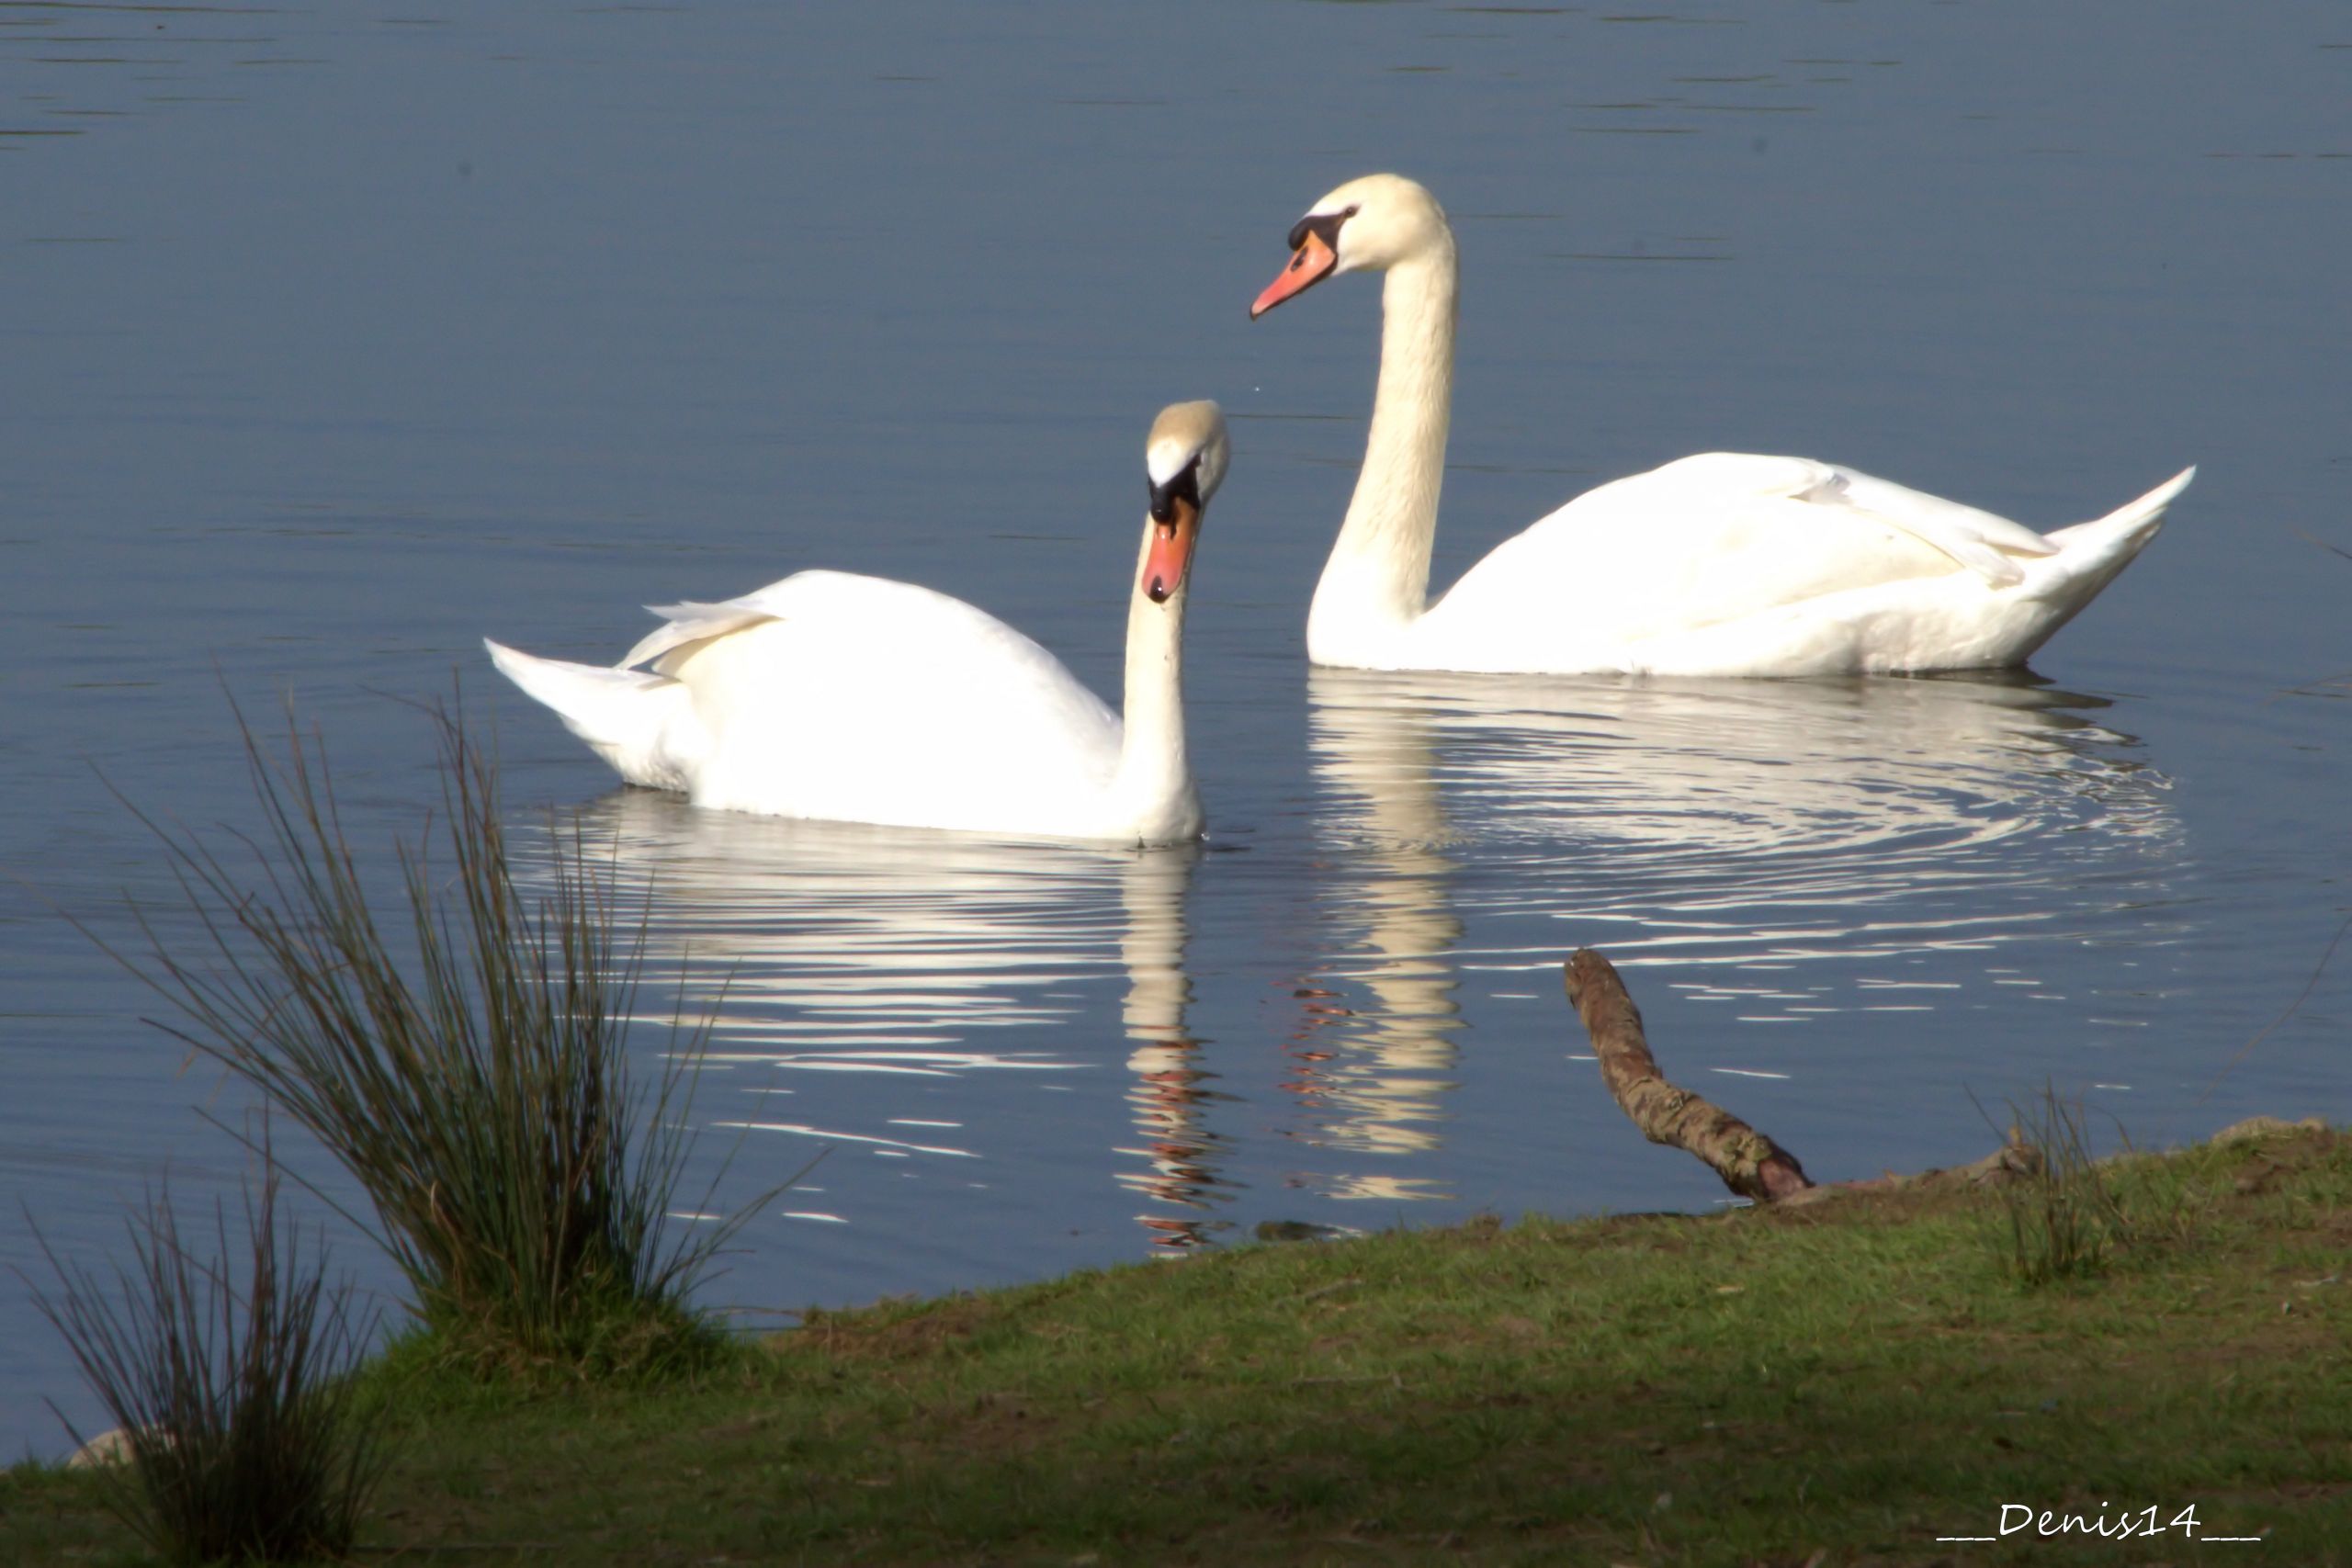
top-left (1564, 947), bottom-right (2043, 1204)
top-left (1562, 948), bottom-right (1815, 1201)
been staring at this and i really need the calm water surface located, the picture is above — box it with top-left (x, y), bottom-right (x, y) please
top-left (4, 3), bottom-right (2346, 1457)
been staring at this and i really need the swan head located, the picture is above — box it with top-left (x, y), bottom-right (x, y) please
top-left (1140, 400), bottom-right (1228, 605)
top-left (1250, 173), bottom-right (1450, 319)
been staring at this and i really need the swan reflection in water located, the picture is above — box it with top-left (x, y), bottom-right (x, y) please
top-left (1290, 666), bottom-right (2188, 1199)
top-left (561, 793), bottom-right (1233, 1252)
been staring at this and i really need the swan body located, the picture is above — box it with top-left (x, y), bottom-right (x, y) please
top-left (487, 400), bottom-right (1230, 845)
top-left (1251, 174), bottom-right (2194, 678)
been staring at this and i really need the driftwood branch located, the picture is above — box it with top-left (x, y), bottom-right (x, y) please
top-left (1556, 949), bottom-right (2328, 1211)
top-left (1566, 948), bottom-right (2051, 1203)
top-left (1563, 949), bottom-right (1814, 1201)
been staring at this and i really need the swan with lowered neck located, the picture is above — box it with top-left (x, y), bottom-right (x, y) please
top-left (485, 400), bottom-right (1229, 845)
top-left (1251, 174), bottom-right (2194, 677)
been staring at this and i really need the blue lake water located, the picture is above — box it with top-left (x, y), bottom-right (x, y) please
top-left (3, 2), bottom-right (2346, 1458)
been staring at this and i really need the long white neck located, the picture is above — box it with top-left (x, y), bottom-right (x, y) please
top-left (1306, 244), bottom-right (1458, 664)
top-left (1110, 536), bottom-right (1200, 841)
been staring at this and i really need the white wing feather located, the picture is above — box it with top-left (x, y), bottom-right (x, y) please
top-left (1405, 454), bottom-right (2185, 675)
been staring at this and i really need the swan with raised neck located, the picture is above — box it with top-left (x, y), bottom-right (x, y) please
top-left (1251, 173), bottom-right (2193, 677)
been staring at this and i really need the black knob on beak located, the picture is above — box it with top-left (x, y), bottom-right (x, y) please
top-left (1149, 457), bottom-right (1204, 525)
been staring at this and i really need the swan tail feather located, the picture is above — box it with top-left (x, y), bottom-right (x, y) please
top-left (1972, 466), bottom-right (2193, 665)
top-left (2032, 466), bottom-right (2195, 593)
top-left (483, 638), bottom-right (700, 791)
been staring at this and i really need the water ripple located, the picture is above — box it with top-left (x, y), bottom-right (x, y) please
top-left (1283, 669), bottom-right (2191, 1187)
top-left (545, 796), bottom-right (1237, 1251)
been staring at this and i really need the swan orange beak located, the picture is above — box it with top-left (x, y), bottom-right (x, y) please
top-left (1143, 495), bottom-right (1199, 604)
top-left (1250, 230), bottom-right (1337, 319)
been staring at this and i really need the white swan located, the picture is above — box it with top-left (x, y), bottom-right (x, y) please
top-left (485, 400), bottom-right (1229, 845)
top-left (1250, 174), bottom-right (2195, 677)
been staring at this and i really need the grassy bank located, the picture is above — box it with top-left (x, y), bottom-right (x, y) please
top-left (7, 1122), bottom-right (2347, 1566)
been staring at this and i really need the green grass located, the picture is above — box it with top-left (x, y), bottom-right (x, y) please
top-left (8, 1122), bottom-right (2346, 1566)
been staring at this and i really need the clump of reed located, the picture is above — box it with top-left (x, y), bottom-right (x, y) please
top-left (28, 1159), bottom-right (387, 1563)
top-left (102, 699), bottom-right (746, 1375)
top-left (1990, 1084), bottom-right (2134, 1286)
